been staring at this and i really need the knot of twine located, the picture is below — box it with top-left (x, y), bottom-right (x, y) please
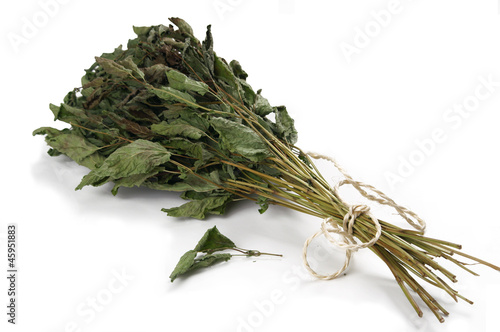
top-left (302, 152), bottom-right (427, 280)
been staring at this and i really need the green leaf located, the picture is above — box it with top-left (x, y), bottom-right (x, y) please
top-left (165, 138), bottom-right (213, 165)
top-left (254, 92), bottom-right (273, 117)
top-left (169, 250), bottom-right (197, 282)
top-left (202, 25), bottom-right (215, 75)
top-left (180, 190), bottom-right (213, 201)
top-left (214, 55), bottom-right (240, 99)
top-left (257, 196), bottom-right (270, 214)
top-left (187, 253), bottom-right (232, 275)
top-left (33, 127), bottom-right (104, 170)
top-left (108, 113), bottom-right (153, 139)
top-left (275, 106), bottom-right (298, 144)
top-left (118, 56), bottom-right (145, 81)
top-left (49, 103), bottom-right (89, 122)
top-left (148, 86), bottom-right (197, 105)
top-left (178, 110), bottom-right (210, 131)
top-left (169, 251), bottom-right (232, 282)
top-left (76, 139), bottom-right (171, 190)
top-left (95, 57), bottom-right (133, 78)
top-left (111, 167), bottom-right (164, 195)
top-left (142, 64), bottom-right (169, 83)
top-left (132, 26), bottom-right (153, 38)
top-left (151, 120), bottom-right (205, 140)
top-left (194, 226), bottom-right (236, 251)
top-left (230, 60), bottom-right (248, 80)
top-left (33, 126), bottom-right (61, 137)
top-left (214, 55), bottom-right (236, 86)
top-left (166, 70), bottom-right (210, 96)
top-left (146, 173), bottom-right (219, 192)
top-left (238, 78), bottom-right (256, 106)
top-left (210, 117), bottom-right (271, 162)
top-left (162, 194), bottom-right (232, 219)
top-left (182, 42), bottom-right (212, 81)
top-left (169, 17), bottom-right (194, 37)
top-left (169, 226), bottom-right (236, 282)
top-left (162, 37), bottom-right (185, 49)
top-left (82, 77), bottom-right (106, 90)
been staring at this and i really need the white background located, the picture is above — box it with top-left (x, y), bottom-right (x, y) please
top-left (1, 0), bottom-right (500, 331)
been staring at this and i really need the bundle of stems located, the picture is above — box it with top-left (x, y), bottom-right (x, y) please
top-left (201, 82), bottom-right (500, 323)
top-left (33, 19), bottom-right (499, 322)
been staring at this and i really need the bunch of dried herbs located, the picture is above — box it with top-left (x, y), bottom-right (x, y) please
top-left (34, 18), bottom-right (499, 322)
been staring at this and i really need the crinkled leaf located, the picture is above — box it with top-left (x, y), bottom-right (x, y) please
top-left (202, 25), bottom-right (215, 75)
top-left (214, 55), bottom-right (241, 99)
top-left (187, 253), bottom-right (232, 275)
top-left (165, 138), bottom-right (213, 166)
top-left (151, 120), bottom-right (205, 139)
top-left (146, 173), bottom-right (219, 192)
top-left (76, 139), bottom-right (171, 190)
top-left (50, 103), bottom-right (88, 122)
top-left (210, 117), bottom-right (271, 162)
top-left (33, 127), bottom-right (104, 170)
top-left (111, 167), bottom-right (164, 195)
top-left (132, 26), bottom-right (153, 38)
top-left (180, 190), bottom-right (213, 201)
top-left (257, 196), bottom-right (270, 214)
top-left (162, 37), bottom-right (185, 49)
top-left (142, 64), bottom-right (169, 83)
top-left (169, 226), bottom-right (236, 282)
top-left (230, 60), bottom-right (248, 80)
top-left (95, 57), bottom-right (133, 78)
top-left (118, 56), bottom-right (145, 81)
top-left (214, 55), bottom-right (236, 86)
top-left (162, 194), bottom-right (232, 220)
top-left (33, 126), bottom-right (63, 137)
top-left (178, 110), bottom-right (210, 131)
top-left (238, 79), bottom-right (256, 106)
top-left (148, 86), bottom-right (197, 104)
top-left (182, 42), bottom-right (212, 81)
top-left (254, 92), bottom-right (273, 117)
top-left (169, 17), bottom-right (194, 37)
top-left (170, 252), bottom-right (232, 282)
top-left (166, 70), bottom-right (210, 96)
top-left (275, 106), bottom-right (298, 145)
top-left (108, 113), bottom-right (153, 139)
top-left (82, 76), bottom-right (106, 90)
top-left (169, 250), bottom-right (197, 282)
top-left (194, 226), bottom-right (236, 251)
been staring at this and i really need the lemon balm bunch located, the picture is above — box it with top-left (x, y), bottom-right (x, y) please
top-left (34, 18), bottom-right (499, 322)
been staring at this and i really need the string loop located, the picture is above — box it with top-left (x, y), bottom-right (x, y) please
top-left (302, 152), bottom-right (426, 280)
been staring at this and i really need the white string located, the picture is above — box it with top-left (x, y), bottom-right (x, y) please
top-left (302, 152), bottom-right (426, 280)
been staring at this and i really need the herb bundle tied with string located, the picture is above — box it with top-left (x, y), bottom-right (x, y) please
top-left (34, 17), bottom-right (499, 323)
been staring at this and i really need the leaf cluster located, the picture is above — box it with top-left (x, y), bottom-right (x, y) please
top-left (169, 226), bottom-right (279, 282)
top-left (34, 18), bottom-right (297, 218)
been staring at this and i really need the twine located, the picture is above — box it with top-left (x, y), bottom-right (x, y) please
top-left (302, 152), bottom-right (426, 280)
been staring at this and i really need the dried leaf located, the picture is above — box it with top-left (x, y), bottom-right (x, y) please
top-left (210, 117), bottom-right (271, 162)
top-left (166, 69), bottom-right (210, 96)
top-left (76, 140), bottom-right (171, 190)
top-left (33, 127), bottom-right (104, 169)
top-left (95, 57), bottom-right (133, 78)
top-left (169, 250), bottom-right (197, 282)
top-left (162, 194), bottom-right (232, 219)
top-left (151, 120), bottom-right (205, 140)
top-left (169, 226), bottom-right (236, 282)
top-left (194, 226), bottom-right (236, 251)
top-left (275, 106), bottom-right (298, 145)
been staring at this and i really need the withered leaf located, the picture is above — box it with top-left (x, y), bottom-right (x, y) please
top-left (34, 19), bottom-right (297, 219)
